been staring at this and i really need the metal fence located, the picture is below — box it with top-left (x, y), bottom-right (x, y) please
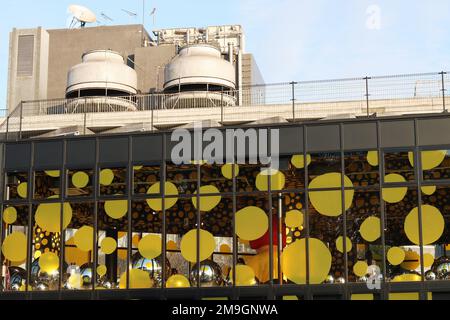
top-left (1, 71), bottom-right (449, 140)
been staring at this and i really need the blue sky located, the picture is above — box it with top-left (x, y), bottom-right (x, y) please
top-left (1, 0), bottom-right (450, 107)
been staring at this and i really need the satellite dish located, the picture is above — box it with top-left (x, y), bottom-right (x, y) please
top-left (68, 4), bottom-right (97, 28)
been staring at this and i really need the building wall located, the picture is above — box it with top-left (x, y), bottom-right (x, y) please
top-left (46, 25), bottom-right (150, 99)
top-left (242, 53), bottom-right (265, 105)
top-left (7, 27), bottom-right (49, 114)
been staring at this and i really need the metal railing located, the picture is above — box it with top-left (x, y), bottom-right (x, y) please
top-left (1, 71), bottom-right (449, 140)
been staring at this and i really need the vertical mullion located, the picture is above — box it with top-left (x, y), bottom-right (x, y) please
top-left (0, 142), bottom-right (6, 292)
top-left (339, 124), bottom-right (349, 300)
top-left (377, 121), bottom-right (388, 300)
top-left (92, 137), bottom-right (99, 298)
top-left (196, 163), bottom-right (201, 296)
top-left (231, 160), bottom-right (237, 300)
top-left (414, 119), bottom-right (426, 300)
top-left (161, 134), bottom-right (167, 298)
top-left (303, 125), bottom-right (311, 300)
top-left (268, 128), bottom-right (274, 300)
top-left (25, 142), bottom-right (34, 299)
top-left (58, 140), bottom-right (67, 295)
top-left (126, 137), bottom-right (132, 291)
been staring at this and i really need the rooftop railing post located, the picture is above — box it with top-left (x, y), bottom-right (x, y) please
top-left (83, 111), bottom-right (87, 135)
top-left (151, 93), bottom-right (154, 132)
top-left (440, 71), bottom-right (447, 112)
top-left (364, 76), bottom-right (371, 117)
top-left (221, 89), bottom-right (224, 124)
top-left (290, 81), bottom-right (297, 122)
top-left (18, 101), bottom-right (23, 141)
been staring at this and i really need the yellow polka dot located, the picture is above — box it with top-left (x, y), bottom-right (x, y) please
top-left (283, 296), bottom-right (299, 300)
top-left (408, 150), bottom-right (446, 170)
top-left (255, 169), bottom-right (286, 191)
top-left (72, 171), bottom-right (89, 188)
top-left (45, 170), bottom-right (60, 178)
top-left (392, 273), bottom-right (421, 282)
top-left (231, 265), bottom-right (257, 286)
top-left (167, 240), bottom-right (178, 251)
top-left (39, 252), bottom-right (59, 274)
top-left (383, 174), bottom-right (407, 203)
top-left (1, 232), bottom-right (27, 262)
top-left (100, 237), bottom-right (117, 255)
top-left (401, 251), bottom-right (420, 271)
top-left (221, 164), bottom-right (239, 179)
top-left (133, 166), bottom-right (143, 171)
top-left (282, 238), bottom-right (332, 284)
top-left (119, 269), bottom-right (153, 289)
top-left (387, 247), bottom-right (405, 266)
top-left (17, 182), bottom-right (27, 199)
top-left (180, 229), bottom-right (215, 263)
top-left (220, 244), bottom-right (231, 253)
top-left (353, 261), bottom-right (369, 277)
top-left (99, 169), bottom-right (114, 186)
top-left (35, 202), bottom-right (72, 233)
top-left (146, 182), bottom-right (178, 211)
top-left (423, 253), bottom-right (435, 268)
top-left (138, 234), bottom-right (162, 259)
top-left (235, 206), bottom-right (268, 241)
top-left (404, 205), bottom-right (444, 245)
top-left (285, 210), bottom-right (303, 229)
top-left (34, 250), bottom-right (41, 259)
top-left (97, 265), bottom-right (107, 277)
top-left (367, 151), bottom-right (379, 167)
top-left (166, 275), bottom-right (190, 288)
top-left (74, 226), bottom-right (94, 252)
top-left (351, 294), bottom-right (374, 300)
top-left (335, 236), bottom-right (352, 253)
top-left (192, 185), bottom-right (221, 212)
top-left (291, 154), bottom-right (311, 169)
top-left (422, 186), bottom-right (437, 195)
top-left (3, 207), bottom-right (17, 224)
top-left (104, 200), bottom-right (128, 219)
top-left (308, 173), bottom-right (354, 217)
top-left (359, 216), bottom-right (381, 242)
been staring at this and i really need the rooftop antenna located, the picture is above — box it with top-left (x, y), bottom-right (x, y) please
top-left (150, 8), bottom-right (156, 27)
top-left (100, 12), bottom-right (114, 23)
top-left (122, 9), bottom-right (138, 17)
top-left (68, 4), bottom-right (97, 28)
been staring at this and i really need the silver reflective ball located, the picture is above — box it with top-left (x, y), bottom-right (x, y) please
top-left (335, 277), bottom-right (345, 284)
top-left (80, 263), bottom-right (93, 287)
top-left (324, 275), bottom-right (335, 284)
top-left (11, 283), bottom-right (21, 291)
top-left (190, 260), bottom-right (223, 287)
top-left (102, 281), bottom-right (112, 289)
top-left (425, 271), bottom-right (436, 281)
top-left (433, 257), bottom-right (450, 279)
top-left (8, 267), bottom-right (26, 289)
top-left (36, 283), bottom-right (48, 291)
top-left (31, 258), bottom-right (64, 290)
top-left (132, 252), bottom-right (171, 288)
top-left (358, 276), bottom-right (368, 283)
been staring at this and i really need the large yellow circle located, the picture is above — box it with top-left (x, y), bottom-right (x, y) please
top-left (99, 169), bottom-right (114, 186)
top-left (335, 236), bottom-right (352, 253)
top-left (255, 169), bottom-right (286, 191)
top-left (285, 210), bottom-right (304, 229)
top-left (45, 170), bottom-right (60, 178)
top-left (167, 240), bottom-right (178, 251)
top-left (17, 182), bottom-right (27, 198)
top-left (1, 232), bottom-right (27, 262)
top-left (235, 206), bottom-right (268, 241)
top-left (308, 173), bottom-right (354, 217)
top-left (359, 216), bottom-right (381, 242)
top-left (231, 265), bottom-right (257, 286)
top-left (104, 200), bottom-right (128, 219)
top-left (353, 261), bottom-right (369, 277)
top-left (422, 186), bottom-right (437, 196)
top-left (166, 275), bottom-right (191, 288)
top-left (282, 238), bottom-right (332, 284)
top-left (100, 237), bottom-right (117, 255)
top-left (387, 247), bottom-right (406, 266)
top-left (138, 234), bottom-right (162, 259)
top-left (423, 253), bottom-right (435, 268)
top-left (35, 202), bottom-right (72, 233)
top-left (404, 205), bottom-right (444, 245)
top-left (383, 174), bottom-right (407, 203)
top-left (3, 207), bottom-right (17, 224)
top-left (192, 185), bottom-right (222, 212)
top-left (367, 151), bottom-right (379, 167)
top-left (408, 150), bottom-right (446, 170)
top-left (291, 154), bottom-right (312, 169)
top-left (74, 226), bottom-right (94, 252)
top-left (39, 252), bottom-right (59, 274)
top-left (72, 171), bottom-right (89, 188)
top-left (180, 229), bottom-right (216, 263)
top-left (221, 164), bottom-right (239, 179)
top-left (146, 182), bottom-right (179, 211)
top-left (119, 269), bottom-right (153, 289)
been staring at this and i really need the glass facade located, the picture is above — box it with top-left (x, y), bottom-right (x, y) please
top-left (2, 118), bottom-right (450, 300)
